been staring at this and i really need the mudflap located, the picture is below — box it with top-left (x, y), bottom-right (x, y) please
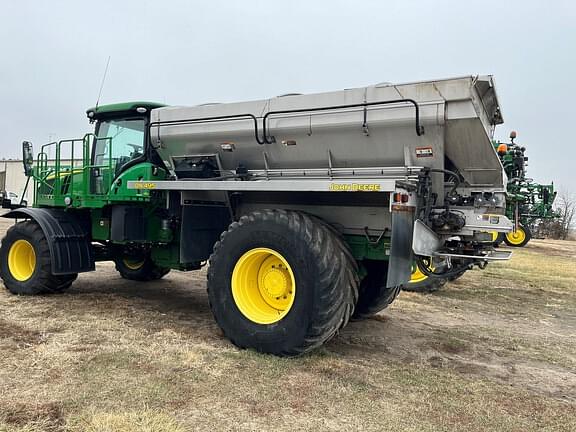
top-left (2, 208), bottom-right (94, 274)
top-left (386, 209), bottom-right (415, 287)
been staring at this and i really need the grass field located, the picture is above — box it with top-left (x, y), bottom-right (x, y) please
top-left (0, 217), bottom-right (574, 430)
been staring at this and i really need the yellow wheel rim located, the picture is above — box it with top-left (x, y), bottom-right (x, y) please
top-left (232, 247), bottom-right (296, 324)
top-left (506, 227), bottom-right (526, 245)
top-left (8, 239), bottom-right (36, 281)
top-left (489, 231), bottom-right (499, 242)
top-left (409, 263), bottom-right (428, 284)
top-left (409, 260), bottom-right (438, 284)
top-left (123, 258), bottom-right (145, 271)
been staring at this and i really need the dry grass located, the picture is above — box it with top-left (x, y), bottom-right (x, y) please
top-left (0, 234), bottom-right (575, 431)
top-left (67, 410), bottom-right (188, 432)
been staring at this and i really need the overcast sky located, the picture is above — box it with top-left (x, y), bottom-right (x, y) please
top-left (1, 0), bottom-right (574, 191)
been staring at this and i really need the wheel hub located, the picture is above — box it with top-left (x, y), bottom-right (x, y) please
top-left (232, 248), bottom-right (296, 324)
top-left (261, 268), bottom-right (288, 297)
top-left (8, 239), bottom-right (36, 281)
top-left (507, 228), bottom-right (526, 244)
top-left (259, 258), bottom-right (292, 309)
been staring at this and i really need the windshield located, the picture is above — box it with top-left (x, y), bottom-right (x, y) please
top-left (93, 118), bottom-right (145, 173)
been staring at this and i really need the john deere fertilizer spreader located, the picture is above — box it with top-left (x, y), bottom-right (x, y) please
top-left (0, 76), bottom-right (513, 355)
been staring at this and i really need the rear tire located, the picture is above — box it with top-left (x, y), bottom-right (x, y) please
top-left (402, 276), bottom-right (447, 293)
top-left (0, 221), bottom-right (77, 294)
top-left (504, 224), bottom-right (531, 247)
top-left (447, 270), bottom-right (467, 282)
top-left (492, 232), bottom-right (505, 247)
top-left (401, 261), bottom-right (447, 294)
top-left (353, 260), bottom-right (401, 320)
top-left (207, 210), bottom-right (358, 356)
top-left (114, 252), bottom-right (170, 281)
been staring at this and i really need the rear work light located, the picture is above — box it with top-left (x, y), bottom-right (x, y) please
top-left (393, 192), bottom-right (410, 203)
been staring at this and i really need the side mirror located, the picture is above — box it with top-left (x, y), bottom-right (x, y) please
top-left (22, 141), bottom-right (34, 176)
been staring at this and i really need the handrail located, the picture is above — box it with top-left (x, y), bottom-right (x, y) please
top-left (54, 138), bottom-right (86, 198)
top-left (262, 98), bottom-right (424, 141)
top-left (148, 97), bottom-right (424, 146)
top-left (149, 113), bottom-right (264, 144)
top-left (35, 133), bottom-right (116, 201)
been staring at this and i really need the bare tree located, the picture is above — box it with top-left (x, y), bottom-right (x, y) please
top-left (540, 191), bottom-right (576, 240)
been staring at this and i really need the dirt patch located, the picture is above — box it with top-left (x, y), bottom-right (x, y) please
top-left (329, 246), bottom-right (576, 403)
top-left (0, 317), bottom-right (48, 347)
top-left (1, 401), bottom-right (64, 431)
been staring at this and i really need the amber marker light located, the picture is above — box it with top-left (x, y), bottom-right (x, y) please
top-left (497, 143), bottom-right (508, 155)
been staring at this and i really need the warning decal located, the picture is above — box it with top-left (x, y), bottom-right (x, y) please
top-left (416, 147), bottom-right (433, 158)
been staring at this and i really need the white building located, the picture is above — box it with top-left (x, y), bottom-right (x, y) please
top-left (0, 159), bottom-right (31, 202)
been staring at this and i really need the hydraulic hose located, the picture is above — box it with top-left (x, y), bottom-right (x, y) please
top-left (427, 168), bottom-right (462, 195)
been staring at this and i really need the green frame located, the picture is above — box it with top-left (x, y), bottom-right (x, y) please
top-left (494, 140), bottom-right (559, 229)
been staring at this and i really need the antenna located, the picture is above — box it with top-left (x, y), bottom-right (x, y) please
top-left (95, 56), bottom-right (111, 109)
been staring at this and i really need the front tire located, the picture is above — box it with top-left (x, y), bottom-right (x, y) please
top-left (504, 224), bottom-right (531, 247)
top-left (0, 221), bottom-right (77, 294)
top-left (52, 273), bottom-right (78, 292)
top-left (207, 210), bottom-right (358, 356)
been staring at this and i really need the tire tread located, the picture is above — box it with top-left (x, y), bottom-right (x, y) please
top-left (208, 209), bottom-right (358, 356)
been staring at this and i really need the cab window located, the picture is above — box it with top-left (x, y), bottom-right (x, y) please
top-left (94, 118), bottom-right (145, 174)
